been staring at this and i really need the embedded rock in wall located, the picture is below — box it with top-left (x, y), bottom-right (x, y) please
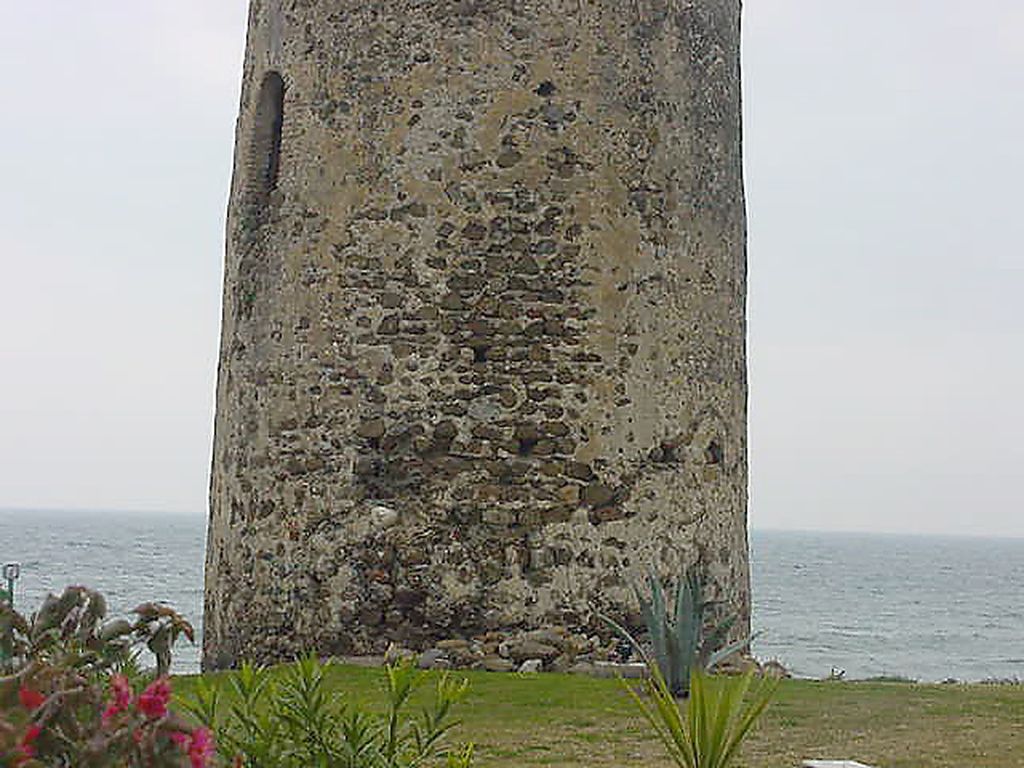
top-left (203, 0), bottom-right (750, 670)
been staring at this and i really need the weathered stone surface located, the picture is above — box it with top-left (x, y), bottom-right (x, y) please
top-left (417, 648), bottom-right (448, 670)
top-left (549, 654), bottom-right (575, 674)
top-left (482, 656), bottom-right (516, 673)
top-left (581, 483), bottom-right (615, 508)
top-left (384, 643), bottom-right (415, 665)
top-left (568, 661), bottom-right (597, 676)
top-left (590, 661), bottom-right (649, 680)
top-left (204, 0), bottom-right (750, 670)
top-left (435, 639), bottom-right (470, 651)
top-left (507, 639), bottom-right (560, 664)
top-left (520, 628), bottom-right (571, 652)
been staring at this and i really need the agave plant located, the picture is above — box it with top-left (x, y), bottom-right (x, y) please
top-left (610, 566), bottom-right (752, 697)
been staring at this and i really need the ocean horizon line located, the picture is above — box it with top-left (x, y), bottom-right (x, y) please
top-left (1, 506), bottom-right (1021, 542)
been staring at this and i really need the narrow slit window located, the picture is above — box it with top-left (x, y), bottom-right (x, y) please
top-left (237, 71), bottom-right (285, 310)
top-left (249, 71), bottom-right (285, 206)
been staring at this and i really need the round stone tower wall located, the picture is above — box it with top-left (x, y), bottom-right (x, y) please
top-left (204, 0), bottom-right (749, 669)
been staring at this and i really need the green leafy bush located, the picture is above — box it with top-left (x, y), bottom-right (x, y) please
top-left (0, 585), bottom-right (194, 679)
top-left (183, 654), bottom-right (474, 768)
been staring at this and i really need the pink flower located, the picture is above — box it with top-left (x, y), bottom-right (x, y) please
top-left (137, 677), bottom-right (171, 719)
top-left (169, 731), bottom-right (191, 748)
top-left (111, 675), bottom-right (133, 709)
top-left (170, 728), bottom-right (216, 768)
top-left (18, 686), bottom-right (46, 710)
top-left (19, 724), bottom-right (42, 758)
top-left (187, 727), bottom-right (215, 768)
top-left (102, 674), bottom-right (134, 725)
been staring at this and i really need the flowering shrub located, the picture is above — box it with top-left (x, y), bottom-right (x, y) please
top-left (2, 671), bottom-right (213, 767)
top-left (0, 586), bottom-right (204, 767)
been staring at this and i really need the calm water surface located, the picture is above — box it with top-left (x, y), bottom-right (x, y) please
top-left (1, 511), bottom-right (1021, 680)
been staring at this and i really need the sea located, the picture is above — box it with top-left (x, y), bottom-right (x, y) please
top-left (1, 509), bottom-right (1022, 682)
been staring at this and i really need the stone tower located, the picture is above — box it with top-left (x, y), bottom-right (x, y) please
top-left (204, 0), bottom-right (749, 669)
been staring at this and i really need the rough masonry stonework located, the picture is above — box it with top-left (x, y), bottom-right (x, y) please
top-left (204, 0), bottom-right (750, 670)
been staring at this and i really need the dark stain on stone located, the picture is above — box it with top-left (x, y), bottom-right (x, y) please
top-left (356, 418), bottom-right (386, 440)
top-left (496, 149), bottom-right (522, 168)
top-left (706, 440), bottom-right (723, 465)
top-left (581, 482), bottom-right (615, 508)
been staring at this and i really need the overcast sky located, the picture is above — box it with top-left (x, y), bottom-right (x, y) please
top-left (0, 2), bottom-right (1020, 537)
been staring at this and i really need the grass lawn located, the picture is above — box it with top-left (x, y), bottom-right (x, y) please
top-left (176, 665), bottom-right (1024, 767)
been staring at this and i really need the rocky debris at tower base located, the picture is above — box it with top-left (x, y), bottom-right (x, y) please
top-left (333, 625), bottom-right (783, 682)
top-left (372, 625), bottom-right (625, 674)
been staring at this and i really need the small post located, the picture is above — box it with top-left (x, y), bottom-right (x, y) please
top-left (0, 562), bottom-right (19, 669)
top-left (1, 562), bottom-right (20, 607)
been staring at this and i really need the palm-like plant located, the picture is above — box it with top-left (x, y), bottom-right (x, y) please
top-left (628, 665), bottom-right (777, 768)
top-left (0, 585), bottom-right (193, 679)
